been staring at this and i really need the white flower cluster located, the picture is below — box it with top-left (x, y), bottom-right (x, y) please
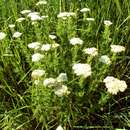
top-left (9, 24), bottom-right (15, 28)
top-left (86, 18), bottom-right (95, 21)
top-left (13, 32), bottom-right (22, 38)
top-left (57, 12), bottom-right (76, 19)
top-left (110, 45), bottom-right (125, 53)
top-left (36, 0), bottom-right (47, 6)
top-left (72, 63), bottom-right (91, 78)
top-left (28, 42), bottom-right (41, 50)
top-left (49, 34), bottom-right (57, 40)
top-left (80, 8), bottom-right (90, 13)
top-left (20, 10), bottom-right (31, 14)
top-left (0, 32), bottom-right (6, 40)
top-left (31, 69), bottom-right (45, 79)
top-left (32, 53), bottom-right (44, 62)
top-left (43, 73), bottom-right (69, 97)
top-left (103, 76), bottom-right (127, 95)
top-left (16, 17), bottom-right (25, 22)
top-left (56, 125), bottom-right (64, 130)
top-left (83, 47), bottom-right (98, 56)
top-left (104, 20), bottom-right (112, 26)
top-left (99, 55), bottom-right (111, 65)
top-left (70, 37), bottom-right (83, 45)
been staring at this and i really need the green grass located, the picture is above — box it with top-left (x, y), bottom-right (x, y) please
top-left (0, 0), bottom-right (130, 129)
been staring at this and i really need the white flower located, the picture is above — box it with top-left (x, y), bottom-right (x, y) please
top-left (36, 0), bottom-right (47, 6)
top-left (13, 32), bottom-right (22, 38)
top-left (110, 45), bottom-right (125, 53)
top-left (56, 125), bottom-right (64, 130)
top-left (27, 12), bottom-right (42, 21)
top-left (70, 37), bottom-right (83, 45)
top-left (28, 12), bottom-right (40, 16)
top-left (43, 78), bottom-right (57, 87)
top-left (16, 17), bottom-right (25, 22)
top-left (83, 47), bottom-right (98, 56)
top-left (86, 18), bottom-right (95, 21)
top-left (104, 20), bottom-right (112, 26)
top-left (80, 8), bottom-right (90, 13)
top-left (103, 76), bottom-right (127, 95)
top-left (32, 53), bottom-right (44, 62)
top-left (28, 42), bottom-right (41, 50)
top-left (41, 15), bottom-right (48, 19)
top-left (9, 24), bottom-right (15, 28)
top-left (51, 43), bottom-right (60, 48)
top-left (0, 32), bottom-right (6, 40)
top-left (20, 10), bottom-right (31, 14)
top-left (99, 55), bottom-right (111, 65)
top-left (54, 85), bottom-right (68, 97)
top-left (57, 73), bottom-right (68, 82)
top-left (57, 12), bottom-right (76, 19)
top-left (72, 63), bottom-right (91, 78)
top-left (49, 34), bottom-right (57, 40)
top-left (41, 44), bottom-right (51, 51)
top-left (30, 14), bottom-right (42, 21)
top-left (31, 69), bottom-right (45, 79)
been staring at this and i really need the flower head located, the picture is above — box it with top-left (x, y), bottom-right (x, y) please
top-left (57, 12), bottom-right (76, 19)
top-left (86, 18), bottom-right (95, 21)
top-left (43, 78), bottom-right (57, 87)
top-left (70, 37), bottom-right (83, 45)
top-left (20, 10), bottom-right (31, 14)
top-left (13, 32), bottom-right (22, 38)
top-left (9, 24), bottom-right (15, 28)
top-left (32, 53), bottom-right (44, 62)
top-left (31, 69), bottom-right (45, 79)
top-left (99, 55), bottom-right (111, 65)
top-left (27, 12), bottom-right (42, 21)
top-left (83, 47), bottom-right (98, 56)
top-left (41, 15), bottom-right (48, 19)
top-left (36, 0), bottom-right (47, 6)
top-left (28, 42), bottom-right (41, 50)
top-left (54, 85), bottom-right (69, 97)
top-left (72, 63), bottom-right (91, 78)
top-left (56, 125), bottom-right (64, 130)
top-left (110, 45), bottom-right (125, 53)
top-left (41, 44), bottom-right (51, 51)
top-left (49, 34), bottom-right (57, 40)
top-left (0, 32), bottom-right (6, 40)
top-left (80, 8), bottom-right (90, 13)
top-left (57, 73), bottom-right (68, 82)
top-left (104, 20), bottom-right (112, 26)
top-left (103, 76), bottom-right (127, 95)
top-left (16, 17), bottom-right (25, 22)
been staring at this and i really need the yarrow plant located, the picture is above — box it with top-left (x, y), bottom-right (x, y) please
top-left (104, 20), bottom-right (113, 26)
top-left (0, 1), bottom-right (129, 129)
top-left (0, 32), bottom-right (6, 40)
top-left (31, 69), bottom-right (45, 79)
top-left (83, 47), bottom-right (98, 56)
top-left (57, 12), bottom-right (76, 19)
top-left (32, 53), bottom-right (44, 62)
top-left (110, 45), bottom-right (125, 53)
top-left (28, 42), bottom-right (41, 50)
top-left (99, 55), bottom-right (111, 65)
top-left (72, 63), bottom-right (91, 78)
top-left (103, 76), bottom-right (127, 95)
top-left (80, 7), bottom-right (90, 13)
top-left (13, 32), bottom-right (22, 38)
top-left (70, 37), bottom-right (83, 45)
